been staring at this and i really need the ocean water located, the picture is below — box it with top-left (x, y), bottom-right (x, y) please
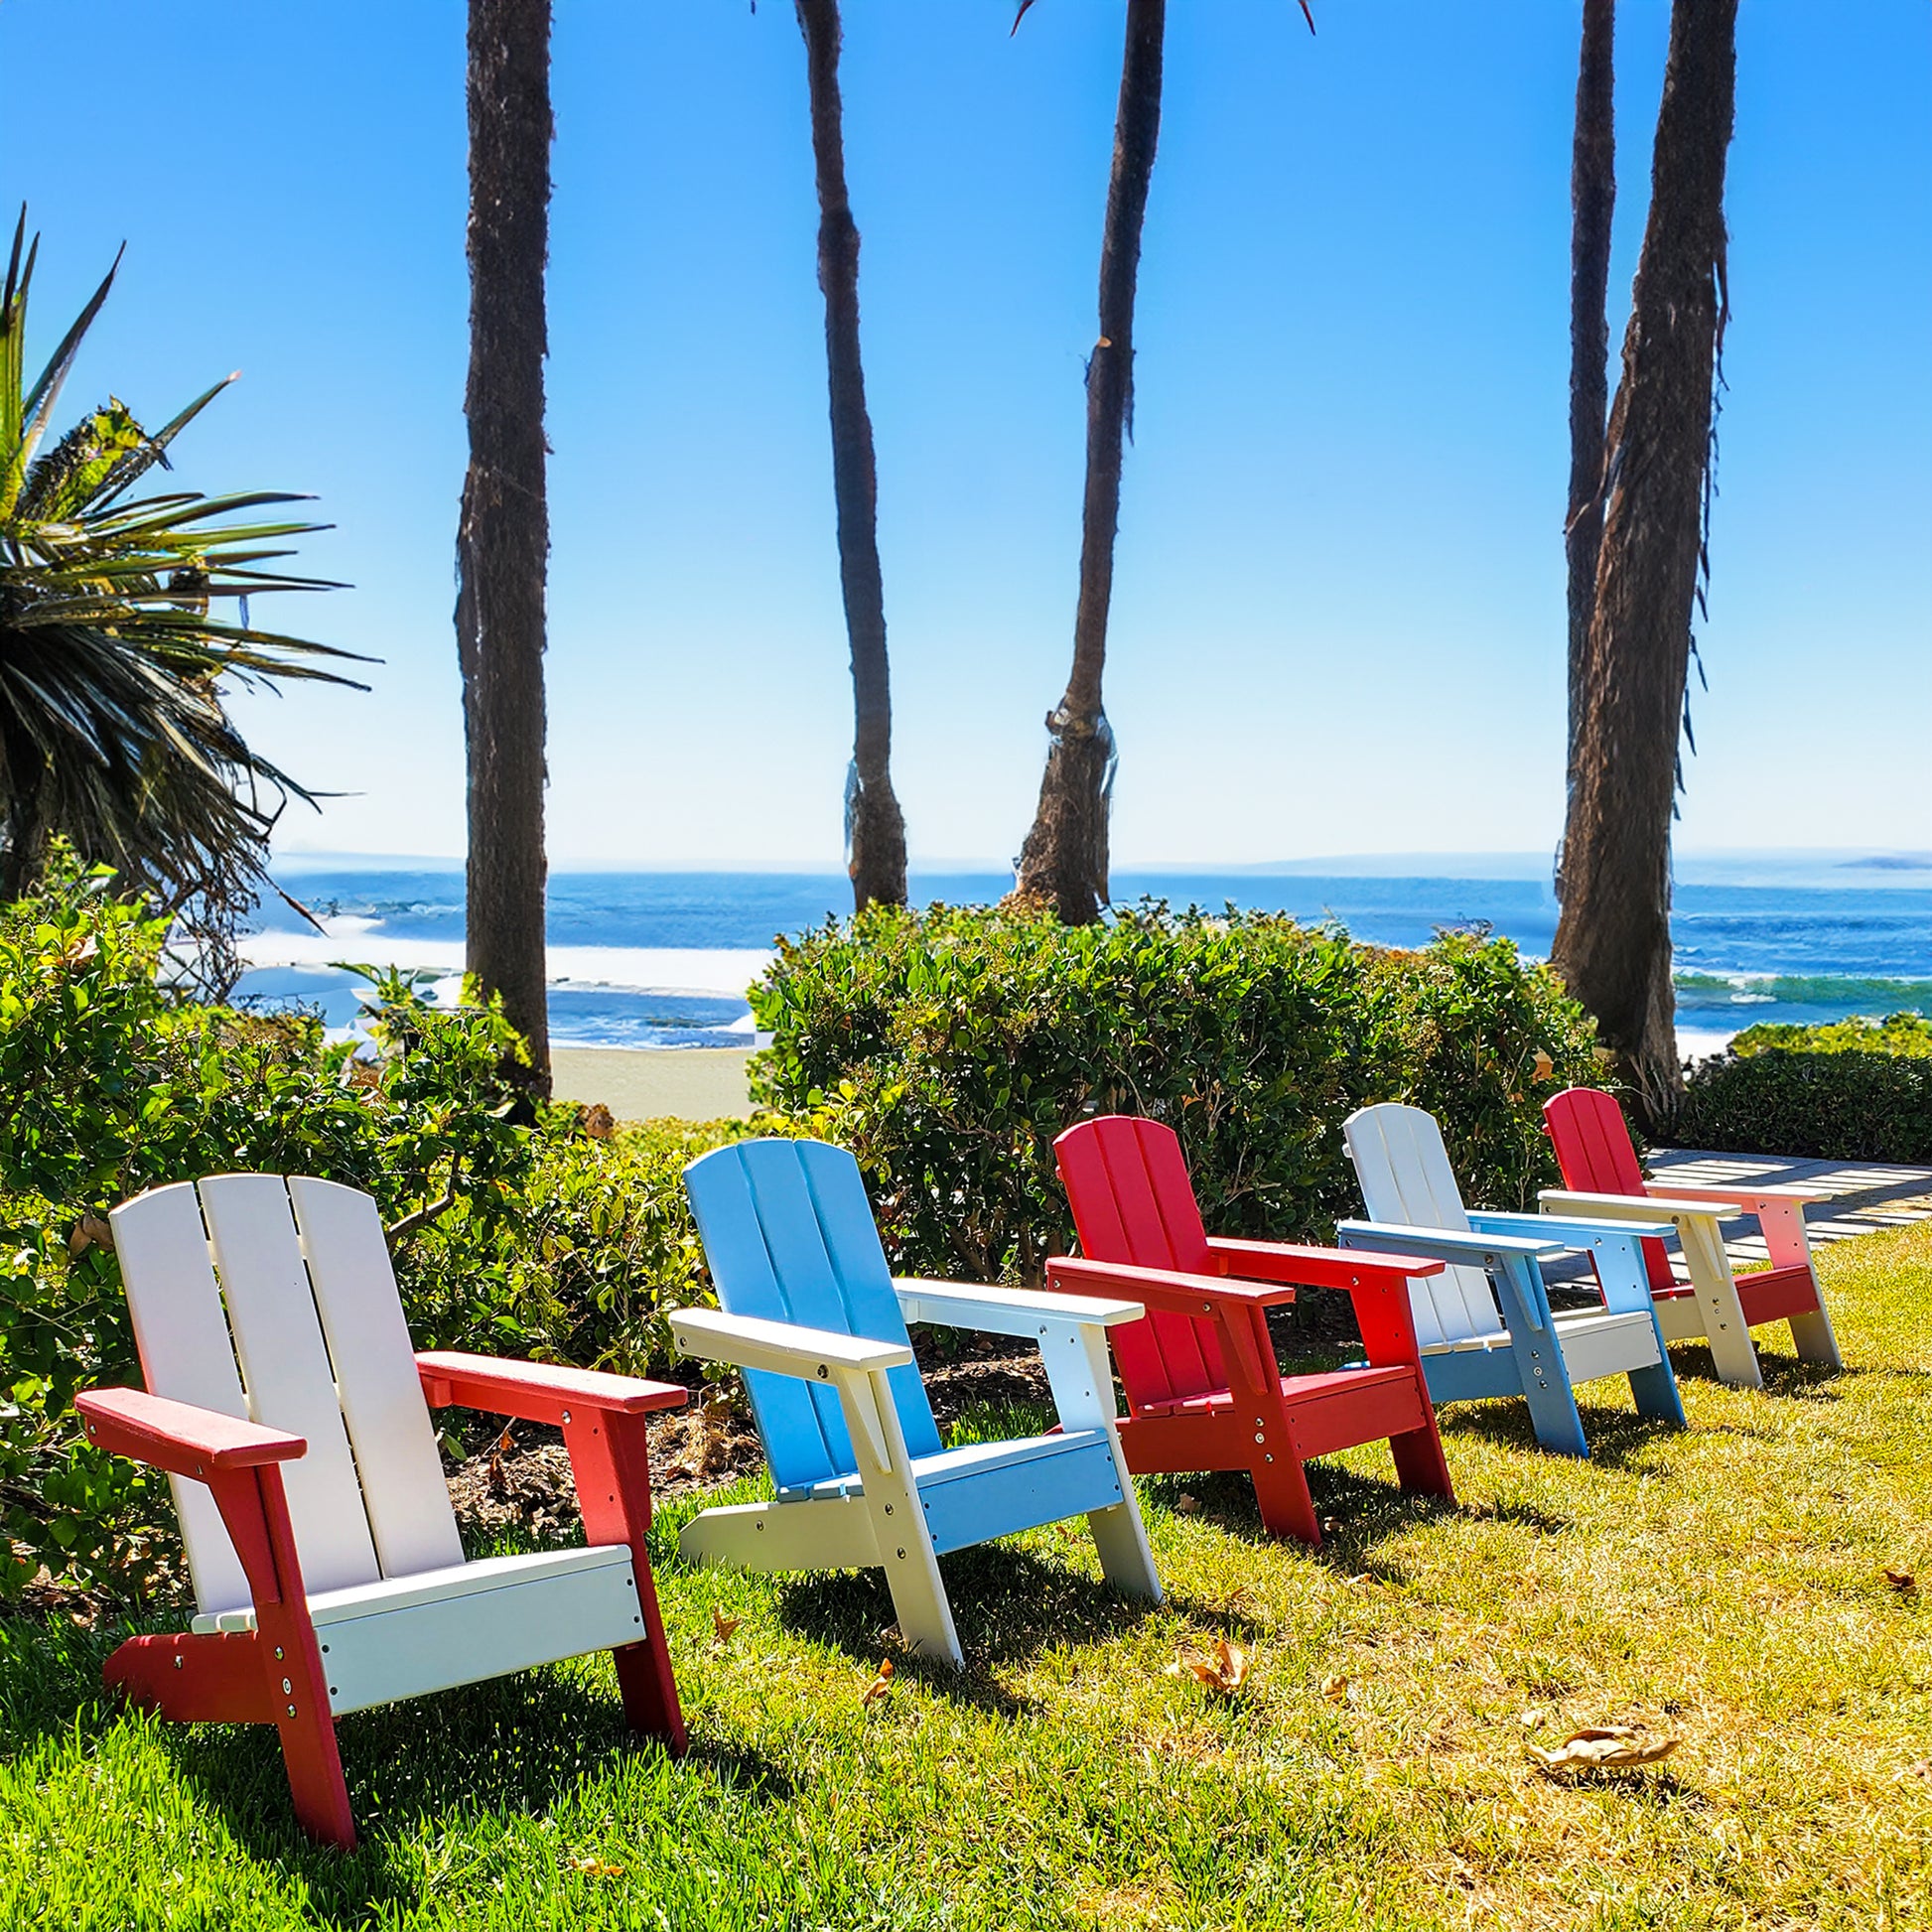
top-left (238, 856), bottom-right (1931, 1058)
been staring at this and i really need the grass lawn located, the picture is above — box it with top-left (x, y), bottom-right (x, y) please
top-left (3, 1222), bottom-right (1928, 1931)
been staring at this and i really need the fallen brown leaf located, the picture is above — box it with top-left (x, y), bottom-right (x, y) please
top-left (1517, 1705), bottom-right (1555, 1729)
top-left (1319, 1673), bottom-right (1351, 1706)
top-left (1166, 1638), bottom-right (1250, 1694)
top-left (1173, 1494), bottom-right (1200, 1516)
top-left (861, 1658), bottom-right (895, 1708)
top-left (1529, 1725), bottom-right (1678, 1771)
top-left (1883, 1566), bottom-right (1915, 1592)
top-left (710, 1609), bottom-right (743, 1651)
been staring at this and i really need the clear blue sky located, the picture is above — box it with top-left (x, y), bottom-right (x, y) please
top-left (2, 0), bottom-right (1926, 869)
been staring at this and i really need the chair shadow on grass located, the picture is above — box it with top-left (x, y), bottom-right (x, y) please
top-left (93, 1648), bottom-right (793, 1911)
top-left (771, 1541), bottom-right (1167, 1715)
top-left (1434, 1397), bottom-right (1688, 1470)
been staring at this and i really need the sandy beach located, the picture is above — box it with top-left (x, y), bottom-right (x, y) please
top-left (550, 1045), bottom-right (756, 1121)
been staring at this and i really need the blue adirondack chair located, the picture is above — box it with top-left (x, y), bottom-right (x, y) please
top-left (669, 1139), bottom-right (1163, 1667)
top-left (1335, 1103), bottom-right (1687, 1457)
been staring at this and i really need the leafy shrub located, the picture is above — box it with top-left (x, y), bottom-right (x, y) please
top-left (1673, 1016), bottom-right (1932, 1164)
top-left (749, 902), bottom-right (1602, 1282)
top-left (1726, 1012), bottom-right (1932, 1059)
top-left (0, 859), bottom-right (757, 1599)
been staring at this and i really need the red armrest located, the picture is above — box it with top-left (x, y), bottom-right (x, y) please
top-left (1047, 1255), bottom-right (1299, 1312)
top-left (1206, 1237), bottom-right (1444, 1290)
top-left (416, 1350), bottom-right (690, 1425)
top-left (76, 1387), bottom-right (306, 1479)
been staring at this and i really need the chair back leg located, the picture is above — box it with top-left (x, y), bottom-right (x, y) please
top-left (1677, 1218), bottom-right (1764, 1389)
top-left (1626, 1357), bottom-right (1688, 1426)
top-left (1387, 1408), bottom-right (1455, 1502)
top-left (1787, 1305), bottom-right (1843, 1370)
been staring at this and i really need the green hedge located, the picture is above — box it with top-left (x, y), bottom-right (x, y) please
top-left (749, 901), bottom-right (1604, 1282)
top-left (0, 861), bottom-right (754, 1599)
top-left (1674, 1013), bottom-right (1932, 1163)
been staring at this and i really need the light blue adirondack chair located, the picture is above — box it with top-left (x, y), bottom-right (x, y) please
top-left (1335, 1103), bottom-right (1687, 1457)
top-left (668, 1139), bottom-right (1162, 1667)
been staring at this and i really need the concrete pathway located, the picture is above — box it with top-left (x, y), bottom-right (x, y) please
top-left (1544, 1146), bottom-right (1932, 1287)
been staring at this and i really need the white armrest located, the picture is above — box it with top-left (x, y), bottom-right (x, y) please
top-left (1642, 1182), bottom-right (1825, 1209)
top-left (668, 1308), bottom-right (913, 1379)
top-left (1336, 1218), bottom-right (1567, 1262)
top-left (1539, 1189), bottom-right (1737, 1222)
top-left (894, 1278), bottom-right (1143, 1334)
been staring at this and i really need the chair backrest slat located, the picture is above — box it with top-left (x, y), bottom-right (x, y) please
top-left (1344, 1103), bottom-right (1504, 1347)
top-left (109, 1183), bottom-right (255, 1616)
top-left (1054, 1117), bottom-right (1229, 1406)
top-left (287, 1177), bottom-right (464, 1580)
top-left (684, 1141), bottom-right (941, 1492)
top-left (1544, 1087), bottom-right (1675, 1291)
top-left (199, 1175), bottom-right (380, 1597)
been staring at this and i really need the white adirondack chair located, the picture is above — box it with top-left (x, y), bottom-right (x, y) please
top-left (1336, 1104), bottom-right (1686, 1455)
top-left (74, 1174), bottom-right (688, 1848)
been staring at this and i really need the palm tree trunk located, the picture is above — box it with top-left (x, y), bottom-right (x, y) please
top-left (1564, 0), bottom-right (1615, 809)
top-left (1013, 0), bottom-right (1165, 924)
top-left (795, 0), bottom-right (907, 912)
top-left (457, 0), bottom-right (552, 1092)
top-left (1552, 0), bottom-right (1736, 1131)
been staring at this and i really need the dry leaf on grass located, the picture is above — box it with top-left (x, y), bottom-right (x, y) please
top-left (1166, 1639), bottom-right (1250, 1694)
top-left (568, 1858), bottom-right (624, 1879)
top-left (1517, 1706), bottom-right (1556, 1729)
top-left (1528, 1725), bottom-right (1678, 1772)
top-left (1883, 1565), bottom-right (1915, 1592)
top-left (1173, 1494), bottom-right (1201, 1516)
top-left (1320, 1673), bottom-right (1352, 1706)
top-left (861, 1658), bottom-right (895, 1708)
top-left (710, 1609), bottom-right (743, 1651)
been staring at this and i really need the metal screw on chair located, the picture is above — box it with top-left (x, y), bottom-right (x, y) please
top-left (274, 1646), bottom-right (284, 1660)
top-left (282, 1678), bottom-right (292, 1694)
top-left (561, 1409), bottom-right (572, 1424)
top-left (286, 1704), bottom-right (297, 1719)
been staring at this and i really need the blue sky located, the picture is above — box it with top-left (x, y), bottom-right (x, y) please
top-left (2, 0), bottom-right (1926, 869)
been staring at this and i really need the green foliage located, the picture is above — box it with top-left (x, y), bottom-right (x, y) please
top-left (1726, 1011), bottom-right (1932, 1060)
top-left (0, 860), bottom-right (755, 1599)
top-left (0, 214), bottom-right (364, 987)
top-left (1674, 1026), bottom-right (1932, 1165)
top-left (749, 902), bottom-right (1601, 1282)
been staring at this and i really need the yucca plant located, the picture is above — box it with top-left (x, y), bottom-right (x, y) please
top-left (0, 211), bottom-right (364, 987)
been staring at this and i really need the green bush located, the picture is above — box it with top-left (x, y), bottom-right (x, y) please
top-left (1726, 1012), bottom-right (1932, 1059)
top-left (0, 859), bottom-right (756, 1599)
top-left (748, 901), bottom-right (1602, 1282)
top-left (1674, 1013), bottom-right (1932, 1163)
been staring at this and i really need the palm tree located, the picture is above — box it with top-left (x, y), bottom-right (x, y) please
top-left (1552, 0), bottom-right (1738, 1128)
top-left (794, 0), bottom-right (908, 911)
top-left (457, 0), bottom-right (554, 1093)
top-left (1011, 0), bottom-right (1167, 924)
top-left (1563, 0), bottom-right (1615, 810)
top-left (0, 215), bottom-right (358, 978)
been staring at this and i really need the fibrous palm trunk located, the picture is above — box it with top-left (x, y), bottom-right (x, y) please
top-left (796, 0), bottom-right (907, 911)
top-left (1564, 0), bottom-right (1616, 808)
top-left (457, 0), bottom-right (552, 1091)
top-left (1552, 0), bottom-right (1736, 1130)
top-left (1013, 0), bottom-right (1165, 924)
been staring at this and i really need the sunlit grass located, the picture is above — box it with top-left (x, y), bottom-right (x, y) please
top-left (2, 1223), bottom-right (1927, 1929)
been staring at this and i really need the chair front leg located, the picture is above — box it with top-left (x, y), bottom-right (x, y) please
top-left (1216, 1303), bottom-right (1323, 1545)
top-left (211, 1464), bottom-right (354, 1851)
top-left (1750, 1199), bottom-right (1843, 1368)
top-left (830, 1365), bottom-right (961, 1668)
top-left (1675, 1214), bottom-right (1764, 1389)
top-left (1487, 1256), bottom-right (1588, 1458)
top-left (563, 1409), bottom-right (687, 1753)
top-left (1036, 1320), bottom-right (1161, 1601)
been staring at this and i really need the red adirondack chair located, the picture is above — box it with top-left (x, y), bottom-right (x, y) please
top-left (1541, 1086), bottom-right (1842, 1389)
top-left (1050, 1116), bottom-right (1454, 1546)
